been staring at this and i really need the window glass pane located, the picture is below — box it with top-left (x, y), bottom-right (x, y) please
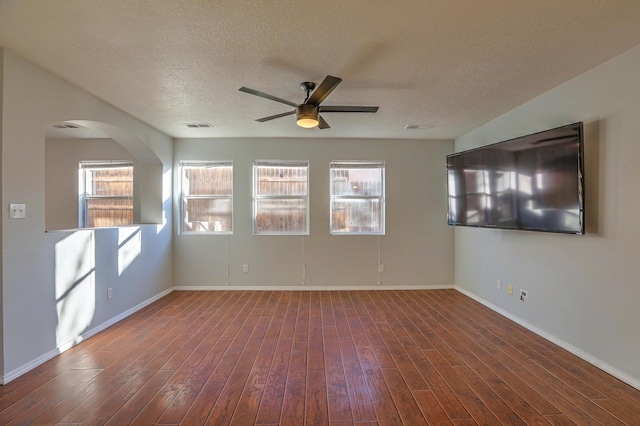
top-left (182, 198), bottom-right (232, 232)
top-left (256, 198), bottom-right (307, 233)
top-left (183, 165), bottom-right (232, 196)
top-left (180, 161), bottom-right (233, 234)
top-left (80, 163), bottom-right (134, 228)
top-left (331, 198), bottom-right (383, 234)
top-left (331, 167), bottom-right (382, 196)
top-left (330, 161), bottom-right (384, 235)
top-left (256, 165), bottom-right (308, 196)
top-left (253, 160), bottom-right (309, 235)
top-left (86, 167), bottom-right (133, 196)
top-left (86, 198), bottom-right (134, 227)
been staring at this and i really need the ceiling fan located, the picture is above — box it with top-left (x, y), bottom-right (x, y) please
top-left (239, 75), bottom-right (379, 129)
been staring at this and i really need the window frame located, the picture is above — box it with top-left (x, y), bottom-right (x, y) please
top-left (179, 160), bottom-right (234, 235)
top-left (253, 160), bottom-right (310, 235)
top-left (330, 160), bottom-right (385, 235)
top-left (79, 161), bottom-right (134, 228)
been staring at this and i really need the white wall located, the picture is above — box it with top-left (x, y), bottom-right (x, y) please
top-left (173, 138), bottom-right (454, 289)
top-left (0, 50), bottom-right (173, 382)
top-left (454, 45), bottom-right (640, 387)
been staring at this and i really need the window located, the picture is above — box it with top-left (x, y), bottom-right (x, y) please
top-left (180, 161), bottom-right (233, 234)
top-left (330, 161), bottom-right (385, 234)
top-left (79, 162), bottom-right (134, 228)
top-left (253, 160), bottom-right (309, 235)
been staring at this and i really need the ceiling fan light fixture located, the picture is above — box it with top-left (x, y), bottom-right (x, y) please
top-left (241, 76), bottom-right (378, 129)
top-left (296, 105), bottom-right (319, 128)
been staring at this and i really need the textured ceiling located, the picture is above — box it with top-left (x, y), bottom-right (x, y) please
top-left (2, 0), bottom-right (640, 140)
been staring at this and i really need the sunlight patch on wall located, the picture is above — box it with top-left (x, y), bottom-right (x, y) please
top-left (163, 168), bottom-right (172, 203)
top-left (157, 169), bottom-right (172, 233)
top-left (55, 230), bottom-right (96, 348)
top-left (118, 226), bottom-right (142, 275)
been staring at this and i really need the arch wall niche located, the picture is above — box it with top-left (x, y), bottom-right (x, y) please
top-left (45, 120), bottom-right (163, 231)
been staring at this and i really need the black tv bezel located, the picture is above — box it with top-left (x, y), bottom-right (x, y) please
top-left (446, 122), bottom-right (585, 235)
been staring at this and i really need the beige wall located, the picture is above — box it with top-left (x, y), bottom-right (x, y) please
top-left (173, 137), bottom-right (454, 288)
top-left (454, 45), bottom-right (640, 388)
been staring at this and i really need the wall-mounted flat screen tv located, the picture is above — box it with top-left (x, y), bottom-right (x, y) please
top-left (446, 122), bottom-right (584, 234)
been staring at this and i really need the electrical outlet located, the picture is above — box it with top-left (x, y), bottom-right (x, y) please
top-left (507, 284), bottom-right (513, 295)
top-left (497, 279), bottom-right (502, 290)
top-left (520, 289), bottom-right (528, 301)
top-left (242, 264), bottom-right (249, 273)
top-left (107, 288), bottom-right (113, 300)
top-left (378, 264), bottom-right (384, 273)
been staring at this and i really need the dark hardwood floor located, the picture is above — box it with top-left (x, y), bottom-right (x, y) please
top-left (1, 289), bottom-right (639, 425)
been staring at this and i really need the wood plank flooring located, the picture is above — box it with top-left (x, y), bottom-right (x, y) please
top-left (1, 289), bottom-right (639, 425)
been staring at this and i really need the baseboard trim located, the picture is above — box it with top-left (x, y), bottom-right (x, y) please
top-left (454, 286), bottom-right (640, 391)
top-left (173, 284), bottom-right (454, 291)
top-left (1, 287), bottom-right (173, 385)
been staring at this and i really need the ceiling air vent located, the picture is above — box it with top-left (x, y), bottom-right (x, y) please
top-left (184, 123), bottom-right (213, 128)
top-left (52, 123), bottom-right (82, 129)
top-left (404, 124), bottom-right (433, 130)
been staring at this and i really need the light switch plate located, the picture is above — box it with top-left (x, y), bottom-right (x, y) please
top-left (9, 204), bottom-right (26, 219)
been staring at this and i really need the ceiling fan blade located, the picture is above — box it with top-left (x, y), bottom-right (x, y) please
top-left (256, 110), bottom-right (295, 122)
top-left (320, 106), bottom-right (379, 113)
top-left (318, 115), bottom-right (330, 129)
top-left (305, 75), bottom-right (342, 106)
top-left (239, 87), bottom-right (298, 108)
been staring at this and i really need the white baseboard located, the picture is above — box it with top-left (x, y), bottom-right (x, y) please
top-left (454, 286), bottom-right (640, 391)
top-left (1, 288), bottom-right (173, 385)
top-left (173, 284), bottom-right (454, 291)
